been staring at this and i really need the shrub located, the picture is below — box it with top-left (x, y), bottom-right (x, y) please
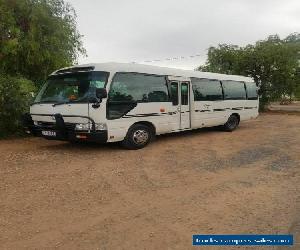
top-left (0, 74), bottom-right (36, 138)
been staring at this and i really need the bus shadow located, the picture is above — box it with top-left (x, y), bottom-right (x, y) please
top-left (40, 140), bottom-right (122, 152)
top-left (40, 126), bottom-right (238, 151)
top-left (156, 126), bottom-right (223, 141)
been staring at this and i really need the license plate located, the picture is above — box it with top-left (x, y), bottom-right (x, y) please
top-left (42, 130), bottom-right (56, 137)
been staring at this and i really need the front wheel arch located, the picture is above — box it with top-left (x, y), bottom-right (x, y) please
top-left (122, 122), bottom-right (155, 149)
top-left (131, 121), bottom-right (156, 137)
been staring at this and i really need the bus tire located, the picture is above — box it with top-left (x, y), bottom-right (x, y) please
top-left (122, 124), bottom-right (153, 149)
top-left (223, 114), bottom-right (240, 132)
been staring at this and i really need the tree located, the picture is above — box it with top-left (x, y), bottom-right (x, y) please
top-left (0, 0), bottom-right (86, 84)
top-left (197, 33), bottom-right (300, 110)
top-left (197, 44), bottom-right (242, 75)
top-left (0, 75), bottom-right (36, 137)
top-left (0, 0), bottom-right (85, 137)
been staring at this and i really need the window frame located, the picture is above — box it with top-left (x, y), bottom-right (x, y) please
top-left (181, 82), bottom-right (189, 105)
top-left (168, 81), bottom-right (179, 105)
top-left (191, 77), bottom-right (224, 101)
top-left (106, 72), bottom-right (172, 120)
top-left (108, 72), bottom-right (171, 104)
top-left (245, 81), bottom-right (258, 100)
top-left (35, 71), bottom-right (110, 104)
top-left (221, 80), bottom-right (247, 100)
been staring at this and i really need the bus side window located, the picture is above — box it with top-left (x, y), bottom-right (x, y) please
top-left (181, 82), bottom-right (189, 105)
top-left (222, 80), bottom-right (247, 100)
top-left (107, 72), bottom-right (169, 119)
top-left (170, 82), bottom-right (178, 105)
top-left (245, 82), bottom-right (258, 100)
top-left (191, 78), bottom-right (223, 101)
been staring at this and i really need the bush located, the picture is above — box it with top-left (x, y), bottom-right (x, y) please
top-left (0, 74), bottom-right (36, 138)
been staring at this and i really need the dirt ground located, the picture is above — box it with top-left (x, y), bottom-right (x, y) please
top-left (0, 113), bottom-right (299, 250)
top-left (268, 101), bottom-right (300, 112)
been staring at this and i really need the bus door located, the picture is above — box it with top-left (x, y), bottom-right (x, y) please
top-left (169, 81), bottom-right (180, 131)
top-left (179, 81), bottom-right (191, 129)
top-left (168, 77), bottom-right (191, 130)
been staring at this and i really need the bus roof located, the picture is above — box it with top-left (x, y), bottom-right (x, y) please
top-left (53, 62), bottom-right (254, 82)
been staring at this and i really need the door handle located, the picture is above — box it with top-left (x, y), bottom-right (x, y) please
top-left (177, 107), bottom-right (181, 111)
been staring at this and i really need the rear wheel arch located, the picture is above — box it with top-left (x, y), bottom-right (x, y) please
top-left (231, 113), bottom-right (240, 122)
top-left (223, 113), bottom-right (240, 132)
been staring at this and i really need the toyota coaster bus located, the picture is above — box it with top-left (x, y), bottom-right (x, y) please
top-left (23, 62), bottom-right (259, 149)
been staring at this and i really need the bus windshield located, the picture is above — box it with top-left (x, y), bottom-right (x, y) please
top-left (34, 71), bottom-right (109, 104)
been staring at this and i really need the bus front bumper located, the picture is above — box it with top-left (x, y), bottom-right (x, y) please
top-left (22, 113), bottom-right (108, 143)
top-left (34, 129), bottom-right (108, 143)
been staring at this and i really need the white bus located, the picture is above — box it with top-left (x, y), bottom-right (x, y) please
top-left (23, 62), bottom-right (258, 149)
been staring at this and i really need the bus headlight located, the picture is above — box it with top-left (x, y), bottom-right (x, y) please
top-left (75, 123), bottom-right (107, 131)
top-left (95, 123), bottom-right (107, 131)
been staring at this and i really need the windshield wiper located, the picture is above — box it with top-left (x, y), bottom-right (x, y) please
top-left (52, 101), bottom-right (72, 107)
top-left (31, 101), bottom-right (54, 106)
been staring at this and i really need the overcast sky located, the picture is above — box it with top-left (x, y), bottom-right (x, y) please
top-left (68, 0), bottom-right (300, 70)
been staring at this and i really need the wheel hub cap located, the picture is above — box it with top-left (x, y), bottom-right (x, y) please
top-left (133, 130), bottom-right (149, 144)
top-left (228, 117), bottom-right (237, 129)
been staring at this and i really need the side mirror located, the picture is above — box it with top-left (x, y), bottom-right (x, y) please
top-left (96, 88), bottom-right (107, 99)
top-left (88, 97), bottom-right (98, 103)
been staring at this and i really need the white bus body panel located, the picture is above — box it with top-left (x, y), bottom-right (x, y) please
top-left (30, 62), bottom-right (259, 144)
top-left (106, 102), bottom-right (178, 142)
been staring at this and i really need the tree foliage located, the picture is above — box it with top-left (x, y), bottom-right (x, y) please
top-left (197, 33), bottom-right (300, 109)
top-left (0, 0), bottom-right (85, 137)
top-left (0, 75), bottom-right (36, 137)
top-left (0, 0), bottom-right (86, 84)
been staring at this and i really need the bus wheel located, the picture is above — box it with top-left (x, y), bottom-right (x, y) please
top-left (122, 124), bottom-right (152, 149)
top-left (223, 114), bottom-right (240, 132)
